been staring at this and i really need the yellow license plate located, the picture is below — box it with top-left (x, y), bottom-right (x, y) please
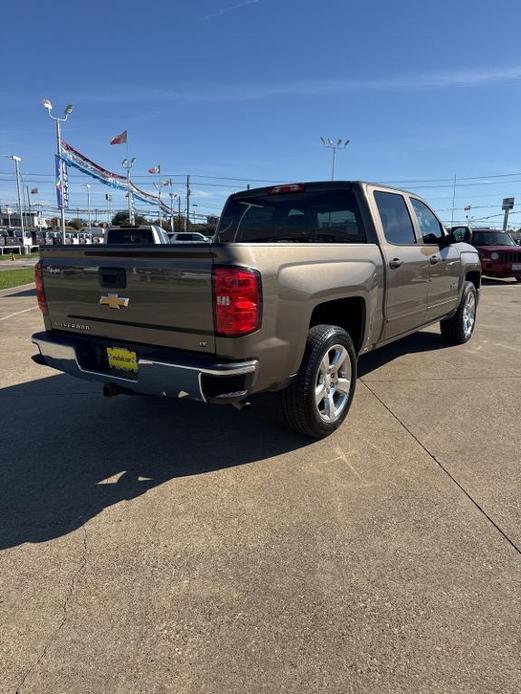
top-left (106, 347), bottom-right (138, 373)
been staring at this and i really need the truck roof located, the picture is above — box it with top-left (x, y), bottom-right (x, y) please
top-left (231, 180), bottom-right (416, 198)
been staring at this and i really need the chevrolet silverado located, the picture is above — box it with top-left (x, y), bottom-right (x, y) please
top-left (32, 181), bottom-right (481, 437)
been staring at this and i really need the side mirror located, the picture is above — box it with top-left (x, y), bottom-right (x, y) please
top-left (449, 226), bottom-right (472, 244)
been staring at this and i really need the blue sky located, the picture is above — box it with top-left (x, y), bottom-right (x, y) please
top-left (1, 0), bottom-right (521, 225)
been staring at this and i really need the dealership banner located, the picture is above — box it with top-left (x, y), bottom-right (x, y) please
top-left (60, 141), bottom-right (169, 212)
top-left (55, 154), bottom-right (70, 209)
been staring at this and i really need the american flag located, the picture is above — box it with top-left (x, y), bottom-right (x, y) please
top-left (110, 130), bottom-right (127, 145)
top-left (148, 165), bottom-right (161, 174)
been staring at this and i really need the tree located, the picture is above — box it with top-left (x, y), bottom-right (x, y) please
top-left (111, 211), bottom-right (148, 227)
top-left (68, 218), bottom-right (83, 230)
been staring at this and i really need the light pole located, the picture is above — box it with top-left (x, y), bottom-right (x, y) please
top-left (105, 193), bottom-right (112, 226)
top-left (154, 179), bottom-right (169, 229)
top-left (83, 184), bottom-right (92, 230)
top-left (3, 155), bottom-right (26, 253)
top-left (167, 179), bottom-right (177, 232)
top-left (192, 203), bottom-right (198, 224)
top-left (320, 137), bottom-right (349, 180)
top-left (41, 98), bottom-right (73, 244)
top-left (122, 158), bottom-right (136, 225)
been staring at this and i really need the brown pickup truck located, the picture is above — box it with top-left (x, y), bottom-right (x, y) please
top-left (32, 181), bottom-right (481, 437)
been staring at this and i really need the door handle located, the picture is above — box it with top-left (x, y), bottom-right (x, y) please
top-left (429, 255), bottom-right (440, 265)
top-left (389, 258), bottom-right (403, 269)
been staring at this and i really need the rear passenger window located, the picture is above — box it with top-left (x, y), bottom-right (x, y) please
top-left (374, 191), bottom-right (416, 245)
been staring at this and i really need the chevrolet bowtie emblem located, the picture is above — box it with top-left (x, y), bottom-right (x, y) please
top-left (99, 293), bottom-right (130, 310)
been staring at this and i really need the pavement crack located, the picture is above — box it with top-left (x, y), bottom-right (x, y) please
top-left (360, 379), bottom-right (521, 558)
top-left (15, 526), bottom-right (89, 693)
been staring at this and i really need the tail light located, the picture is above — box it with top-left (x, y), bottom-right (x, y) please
top-left (34, 261), bottom-right (48, 315)
top-left (213, 266), bottom-right (261, 336)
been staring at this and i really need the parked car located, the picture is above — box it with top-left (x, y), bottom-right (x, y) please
top-left (170, 232), bottom-right (210, 243)
top-left (104, 225), bottom-right (170, 245)
top-left (468, 228), bottom-right (521, 282)
top-left (32, 181), bottom-right (481, 437)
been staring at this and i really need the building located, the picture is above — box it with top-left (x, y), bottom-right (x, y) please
top-left (0, 209), bottom-right (48, 229)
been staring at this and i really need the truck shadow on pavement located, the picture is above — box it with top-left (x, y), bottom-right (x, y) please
top-left (0, 376), bottom-right (307, 550)
top-left (358, 330), bottom-right (449, 377)
top-left (0, 328), bottom-right (448, 551)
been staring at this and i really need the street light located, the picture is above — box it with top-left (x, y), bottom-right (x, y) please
top-left (320, 137), bottom-right (349, 180)
top-left (154, 178), bottom-right (170, 229)
top-left (83, 184), bottom-right (92, 230)
top-left (3, 154), bottom-right (26, 254)
top-left (41, 97), bottom-right (74, 243)
top-left (122, 158), bottom-right (136, 225)
top-left (168, 185), bottom-right (179, 233)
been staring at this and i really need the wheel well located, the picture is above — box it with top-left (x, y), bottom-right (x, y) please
top-left (466, 270), bottom-right (481, 290)
top-left (309, 297), bottom-right (365, 352)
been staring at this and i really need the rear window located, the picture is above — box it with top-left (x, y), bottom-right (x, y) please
top-left (217, 189), bottom-right (366, 243)
top-left (106, 228), bottom-right (154, 244)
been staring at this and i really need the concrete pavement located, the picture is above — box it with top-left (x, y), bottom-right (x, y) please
top-left (1, 279), bottom-right (520, 693)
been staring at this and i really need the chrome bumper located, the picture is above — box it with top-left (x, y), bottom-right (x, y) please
top-left (32, 332), bottom-right (258, 403)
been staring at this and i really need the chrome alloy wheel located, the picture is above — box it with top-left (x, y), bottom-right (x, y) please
top-left (463, 291), bottom-right (476, 338)
top-left (314, 344), bottom-right (352, 423)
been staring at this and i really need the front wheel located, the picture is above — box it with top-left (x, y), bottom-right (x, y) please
top-left (440, 281), bottom-right (477, 344)
top-left (280, 325), bottom-right (357, 438)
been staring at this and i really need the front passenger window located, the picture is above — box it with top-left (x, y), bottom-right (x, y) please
top-left (411, 198), bottom-right (444, 245)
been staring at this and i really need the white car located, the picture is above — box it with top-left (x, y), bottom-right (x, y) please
top-left (170, 231), bottom-right (210, 243)
top-left (104, 225), bottom-right (170, 245)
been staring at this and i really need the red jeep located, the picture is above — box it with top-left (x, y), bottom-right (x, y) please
top-left (469, 228), bottom-right (521, 282)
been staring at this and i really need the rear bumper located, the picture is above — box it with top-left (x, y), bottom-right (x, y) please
top-left (31, 331), bottom-right (258, 404)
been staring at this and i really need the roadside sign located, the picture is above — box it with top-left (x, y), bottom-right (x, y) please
top-left (502, 197), bottom-right (514, 210)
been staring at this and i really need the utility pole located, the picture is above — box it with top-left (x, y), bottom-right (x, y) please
top-left (3, 155), bottom-right (25, 253)
top-left (178, 195), bottom-right (182, 231)
top-left (320, 137), bottom-right (349, 180)
top-left (185, 175), bottom-right (190, 232)
top-left (168, 179), bottom-right (175, 232)
top-left (450, 174), bottom-right (457, 226)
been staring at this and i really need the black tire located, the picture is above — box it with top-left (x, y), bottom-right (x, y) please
top-left (440, 281), bottom-right (477, 345)
top-left (280, 324), bottom-right (357, 438)
top-left (515, 276), bottom-right (521, 283)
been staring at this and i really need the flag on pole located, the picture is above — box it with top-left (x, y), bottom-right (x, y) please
top-left (464, 205), bottom-right (471, 211)
top-left (148, 165), bottom-right (161, 174)
top-left (110, 130), bottom-right (128, 145)
top-left (31, 187), bottom-right (39, 194)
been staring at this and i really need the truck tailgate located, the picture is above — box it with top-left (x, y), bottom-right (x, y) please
top-left (40, 245), bottom-right (216, 354)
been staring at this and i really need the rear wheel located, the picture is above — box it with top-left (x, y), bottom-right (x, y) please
top-left (280, 325), bottom-right (357, 438)
top-left (440, 281), bottom-right (477, 344)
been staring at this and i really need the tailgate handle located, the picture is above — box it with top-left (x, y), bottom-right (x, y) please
top-left (99, 267), bottom-right (127, 289)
